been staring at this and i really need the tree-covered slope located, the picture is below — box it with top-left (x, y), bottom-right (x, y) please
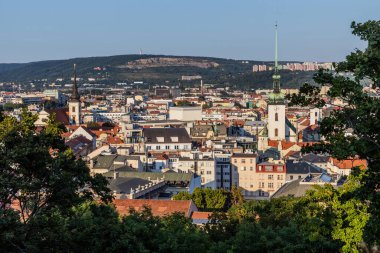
top-left (0, 54), bottom-right (314, 89)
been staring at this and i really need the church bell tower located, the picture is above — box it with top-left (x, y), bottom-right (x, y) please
top-left (68, 64), bottom-right (81, 125)
top-left (267, 23), bottom-right (286, 140)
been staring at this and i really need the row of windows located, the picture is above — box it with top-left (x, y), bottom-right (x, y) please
top-left (233, 159), bottom-right (255, 164)
top-left (258, 182), bottom-right (283, 189)
top-left (257, 166), bottom-right (284, 172)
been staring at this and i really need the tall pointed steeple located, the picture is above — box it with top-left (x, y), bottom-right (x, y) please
top-left (268, 22), bottom-right (284, 103)
top-left (273, 22), bottom-right (281, 93)
top-left (70, 64), bottom-right (80, 101)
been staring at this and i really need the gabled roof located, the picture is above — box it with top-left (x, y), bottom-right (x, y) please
top-left (281, 140), bottom-right (296, 150)
top-left (47, 108), bottom-right (69, 125)
top-left (285, 160), bottom-right (322, 174)
top-left (301, 153), bottom-right (329, 163)
top-left (113, 199), bottom-right (195, 217)
top-left (108, 177), bottom-right (151, 194)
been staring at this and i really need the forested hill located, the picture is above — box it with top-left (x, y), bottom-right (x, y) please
top-left (0, 54), bottom-right (315, 89)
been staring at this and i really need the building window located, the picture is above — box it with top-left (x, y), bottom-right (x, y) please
top-left (268, 182), bottom-right (274, 189)
top-left (259, 182), bottom-right (264, 188)
top-left (250, 166), bottom-right (254, 171)
top-left (165, 145), bottom-right (170, 150)
top-left (156, 146), bottom-right (161, 150)
top-left (268, 175), bottom-right (273, 180)
top-left (275, 128), bottom-right (278, 137)
top-left (275, 112), bottom-right (278, 121)
top-left (174, 145), bottom-right (179, 150)
top-left (241, 159), bottom-right (246, 164)
top-left (265, 166), bottom-right (273, 172)
top-left (206, 171), bottom-right (212, 175)
top-left (290, 175), bottom-right (293, 180)
top-left (277, 175), bottom-right (283, 180)
top-left (315, 112), bottom-right (318, 117)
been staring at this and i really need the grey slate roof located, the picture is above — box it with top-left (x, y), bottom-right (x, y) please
top-left (301, 153), bottom-right (330, 163)
top-left (109, 177), bottom-right (151, 194)
top-left (103, 171), bottom-right (194, 183)
top-left (272, 175), bottom-right (339, 199)
top-left (271, 178), bottom-right (314, 198)
top-left (286, 160), bottom-right (322, 174)
top-left (143, 128), bottom-right (191, 143)
top-left (93, 155), bottom-right (117, 169)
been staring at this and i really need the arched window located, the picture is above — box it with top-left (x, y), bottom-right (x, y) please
top-left (275, 112), bottom-right (278, 121)
top-left (275, 128), bottom-right (278, 137)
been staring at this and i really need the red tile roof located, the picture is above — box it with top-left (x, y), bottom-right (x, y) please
top-left (47, 108), bottom-right (70, 125)
top-left (113, 199), bottom-right (195, 217)
top-left (330, 158), bottom-right (367, 170)
top-left (268, 140), bottom-right (279, 147)
top-left (191, 211), bottom-right (212, 219)
top-left (281, 140), bottom-right (296, 150)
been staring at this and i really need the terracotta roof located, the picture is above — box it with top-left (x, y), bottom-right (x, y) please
top-left (268, 140), bottom-right (279, 147)
top-left (330, 158), bottom-right (367, 170)
top-left (281, 140), bottom-right (296, 150)
top-left (300, 119), bottom-right (310, 127)
top-left (191, 211), bottom-right (212, 219)
top-left (47, 108), bottom-right (69, 125)
top-left (153, 153), bottom-right (169, 160)
top-left (107, 136), bottom-right (124, 144)
top-left (113, 199), bottom-right (195, 217)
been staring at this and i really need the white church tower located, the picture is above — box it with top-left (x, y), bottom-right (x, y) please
top-left (267, 23), bottom-right (286, 141)
top-left (310, 107), bottom-right (322, 125)
top-left (68, 64), bottom-right (81, 125)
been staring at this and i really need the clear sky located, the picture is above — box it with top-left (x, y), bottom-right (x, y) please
top-left (0, 0), bottom-right (379, 63)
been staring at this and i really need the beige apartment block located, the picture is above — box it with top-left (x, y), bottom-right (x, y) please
top-left (231, 153), bottom-right (258, 199)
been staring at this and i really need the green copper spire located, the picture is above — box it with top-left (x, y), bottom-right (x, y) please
top-left (269, 22), bottom-right (285, 103)
top-left (272, 22), bottom-right (281, 93)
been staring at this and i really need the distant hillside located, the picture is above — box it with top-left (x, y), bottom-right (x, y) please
top-left (0, 54), bottom-right (315, 89)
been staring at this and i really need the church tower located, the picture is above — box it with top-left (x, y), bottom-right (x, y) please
top-left (68, 64), bottom-right (81, 125)
top-left (267, 23), bottom-right (286, 140)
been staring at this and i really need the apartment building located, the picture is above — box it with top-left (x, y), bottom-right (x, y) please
top-left (253, 162), bottom-right (286, 199)
top-left (231, 153), bottom-right (258, 199)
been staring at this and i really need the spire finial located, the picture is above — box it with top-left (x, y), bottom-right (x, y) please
top-left (272, 22), bottom-right (281, 94)
top-left (70, 63), bottom-right (80, 101)
top-left (275, 22), bottom-right (278, 72)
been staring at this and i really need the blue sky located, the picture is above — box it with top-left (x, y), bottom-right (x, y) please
top-left (0, 0), bottom-right (379, 63)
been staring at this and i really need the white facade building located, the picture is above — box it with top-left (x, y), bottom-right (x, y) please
top-left (169, 106), bottom-right (202, 121)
